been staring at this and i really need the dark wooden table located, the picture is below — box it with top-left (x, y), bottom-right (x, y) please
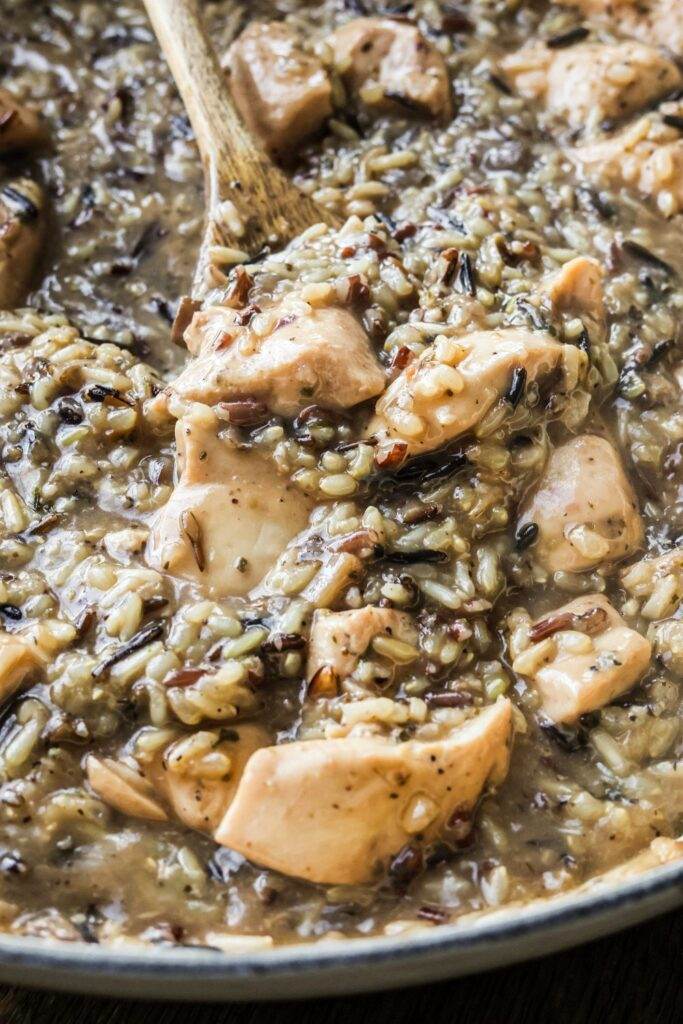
top-left (0, 909), bottom-right (679, 1024)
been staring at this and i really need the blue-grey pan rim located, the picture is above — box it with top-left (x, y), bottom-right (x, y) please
top-left (0, 857), bottom-right (680, 1001)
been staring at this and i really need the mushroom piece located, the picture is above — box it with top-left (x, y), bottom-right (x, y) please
top-left (215, 699), bottom-right (513, 885)
top-left (225, 22), bottom-right (332, 160)
top-left (511, 594), bottom-right (651, 724)
top-left (500, 41), bottom-right (681, 133)
top-left (161, 293), bottom-right (386, 417)
top-left (307, 606), bottom-right (418, 686)
top-left (329, 17), bottom-right (451, 118)
top-left (0, 179), bottom-right (46, 308)
top-left (148, 725), bottom-right (270, 834)
top-left (85, 756), bottom-right (168, 822)
top-left (0, 630), bottom-right (42, 705)
top-left (368, 328), bottom-right (583, 459)
top-left (517, 434), bottom-right (643, 574)
top-left (146, 408), bottom-right (314, 598)
top-left (0, 87), bottom-right (48, 155)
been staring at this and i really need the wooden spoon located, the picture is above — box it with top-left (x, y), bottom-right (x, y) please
top-left (143, 0), bottom-right (340, 299)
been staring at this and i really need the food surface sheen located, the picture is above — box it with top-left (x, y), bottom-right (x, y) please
top-left (0, 0), bottom-right (679, 952)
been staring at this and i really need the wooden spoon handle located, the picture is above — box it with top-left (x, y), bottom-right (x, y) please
top-left (143, 0), bottom-right (250, 188)
top-left (143, 0), bottom-right (338, 295)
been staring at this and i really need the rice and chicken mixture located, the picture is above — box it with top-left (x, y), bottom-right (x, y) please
top-left (0, 0), bottom-right (680, 950)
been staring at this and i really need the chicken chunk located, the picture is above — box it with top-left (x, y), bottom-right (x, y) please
top-left (0, 88), bottom-right (48, 154)
top-left (330, 17), bottom-right (451, 118)
top-left (0, 179), bottom-right (46, 308)
top-left (557, 1), bottom-right (683, 55)
top-left (500, 41), bottom-right (681, 133)
top-left (517, 435), bottom-right (643, 574)
top-left (0, 630), bottom-right (42, 704)
top-left (511, 594), bottom-right (651, 723)
top-left (543, 256), bottom-right (605, 326)
top-left (368, 328), bottom-right (583, 459)
top-left (215, 699), bottom-right (512, 884)
top-left (164, 293), bottom-right (385, 417)
top-left (146, 408), bottom-right (314, 598)
top-left (225, 22), bottom-right (332, 160)
top-left (148, 725), bottom-right (270, 834)
top-left (572, 103), bottom-right (683, 218)
top-left (307, 606), bottom-right (417, 685)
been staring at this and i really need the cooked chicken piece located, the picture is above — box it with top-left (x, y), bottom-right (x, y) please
top-left (517, 435), bottom-right (643, 574)
top-left (165, 294), bottom-right (385, 417)
top-left (307, 606), bottom-right (418, 684)
top-left (544, 256), bottom-right (605, 325)
top-left (146, 408), bottom-right (314, 598)
top-left (148, 725), bottom-right (270, 834)
top-left (557, 1), bottom-right (683, 55)
top-left (0, 88), bottom-right (48, 154)
top-left (215, 699), bottom-right (512, 884)
top-left (0, 179), bottom-right (46, 308)
top-left (225, 22), bottom-right (332, 160)
top-left (86, 756), bottom-right (168, 822)
top-left (500, 41), bottom-right (681, 132)
top-left (512, 594), bottom-right (651, 723)
top-left (330, 17), bottom-right (451, 118)
top-left (368, 328), bottom-right (583, 459)
top-left (0, 630), bottom-right (42, 704)
top-left (572, 103), bottom-right (683, 218)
